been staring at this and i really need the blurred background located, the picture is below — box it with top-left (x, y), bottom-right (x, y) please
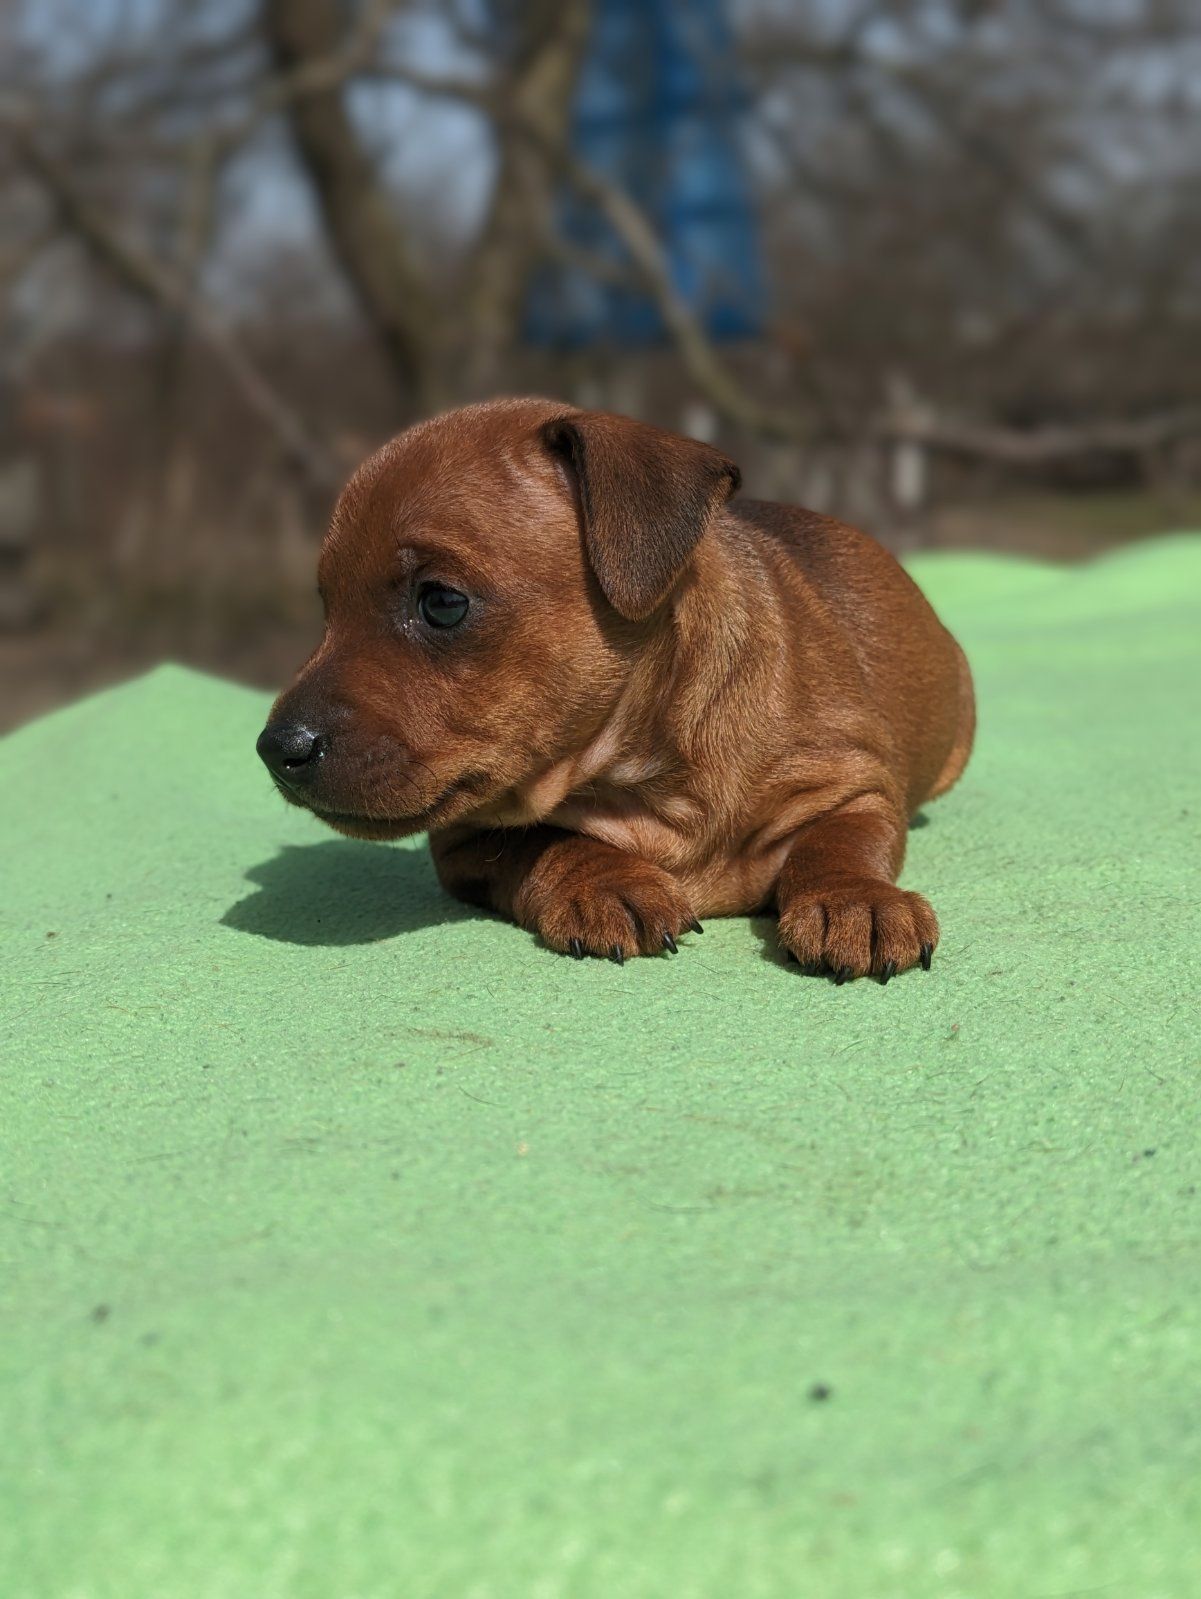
top-left (2, 0), bottom-right (1199, 730)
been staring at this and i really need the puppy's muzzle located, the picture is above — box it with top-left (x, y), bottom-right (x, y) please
top-left (256, 722), bottom-right (328, 789)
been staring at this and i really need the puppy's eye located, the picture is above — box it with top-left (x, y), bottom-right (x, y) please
top-left (417, 583), bottom-right (470, 629)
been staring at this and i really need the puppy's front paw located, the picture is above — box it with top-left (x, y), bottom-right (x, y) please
top-left (778, 879), bottom-right (939, 983)
top-left (518, 840), bottom-right (698, 962)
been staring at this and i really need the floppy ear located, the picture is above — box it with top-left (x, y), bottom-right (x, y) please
top-left (542, 411), bottom-right (741, 621)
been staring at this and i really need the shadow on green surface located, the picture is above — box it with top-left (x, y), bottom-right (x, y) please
top-left (220, 840), bottom-right (471, 947)
top-left (223, 813), bottom-right (937, 953)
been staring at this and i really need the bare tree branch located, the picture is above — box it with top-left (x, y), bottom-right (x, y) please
top-left (5, 117), bottom-right (339, 488)
top-left (262, 0), bottom-right (442, 407)
top-left (874, 407), bottom-right (1201, 465)
top-left (526, 122), bottom-right (1201, 463)
top-left (553, 145), bottom-right (814, 442)
top-left (8, 0), bottom-right (1201, 500)
top-left (456, 0), bottom-right (592, 393)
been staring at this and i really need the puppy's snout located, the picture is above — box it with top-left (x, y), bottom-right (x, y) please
top-left (256, 722), bottom-right (327, 785)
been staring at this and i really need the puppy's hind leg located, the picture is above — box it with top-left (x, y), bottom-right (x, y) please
top-left (775, 802), bottom-right (939, 984)
top-left (927, 640), bottom-right (976, 802)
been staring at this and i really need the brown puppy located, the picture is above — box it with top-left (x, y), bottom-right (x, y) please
top-left (258, 397), bottom-right (974, 980)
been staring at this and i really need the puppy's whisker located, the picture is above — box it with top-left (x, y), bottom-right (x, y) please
top-left (409, 757), bottom-right (441, 794)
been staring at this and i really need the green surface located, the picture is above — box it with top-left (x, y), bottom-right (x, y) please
top-left (3, 536), bottom-right (1200, 1599)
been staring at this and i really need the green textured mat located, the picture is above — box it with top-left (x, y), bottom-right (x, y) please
top-left (2, 536), bottom-right (1200, 1599)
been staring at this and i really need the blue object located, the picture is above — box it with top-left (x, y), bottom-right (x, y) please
top-left (524, 0), bottom-right (764, 349)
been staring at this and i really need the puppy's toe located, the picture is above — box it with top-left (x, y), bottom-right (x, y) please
top-left (871, 893), bottom-right (938, 975)
top-left (779, 880), bottom-right (939, 981)
top-left (523, 845), bottom-right (697, 961)
top-left (780, 898), bottom-right (826, 967)
top-left (822, 901), bottom-right (874, 977)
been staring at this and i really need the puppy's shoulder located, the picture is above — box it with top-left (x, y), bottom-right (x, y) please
top-left (725, 497), bottom-right (890, 588)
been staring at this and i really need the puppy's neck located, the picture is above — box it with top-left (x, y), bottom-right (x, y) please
top-left (525, 521), bottom-right (782, 839)
top-left (485, 518), bottom-right (783, 849)
top-left (666, 520), bottom-right (783, 757)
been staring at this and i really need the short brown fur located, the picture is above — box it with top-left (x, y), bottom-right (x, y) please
top-left (263, 397), bottom-right (975, 979)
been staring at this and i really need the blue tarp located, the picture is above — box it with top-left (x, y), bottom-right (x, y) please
top-left (524, 0), bottom-right (764, 349)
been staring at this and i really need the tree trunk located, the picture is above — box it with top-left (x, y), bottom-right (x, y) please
top-left (457, 0), bottom-right (591, 395)
top-left (263, 0), bottom-right (443, 412)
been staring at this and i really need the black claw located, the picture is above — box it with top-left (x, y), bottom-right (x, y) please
top-left (662, 930), bottom-right (678, 954)
top-left (834, 966), bottom-right (854, 986)
top-left (569, 938), bottom-right (584, 960)
top-left (879, 960), bottom-right (897, 985)
top-left (689, 917), bottom-right (704, 934)
top-left (609, 944), bottom-right (624, 965)
top-left (920, 943), bottom-right (933, 972)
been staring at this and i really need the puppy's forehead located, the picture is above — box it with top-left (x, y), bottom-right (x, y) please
top-left (320, 401), bottom-right (572, 585)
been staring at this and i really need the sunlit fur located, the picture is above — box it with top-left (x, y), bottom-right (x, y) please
top-left (265, 397), bottom-right (974, 976)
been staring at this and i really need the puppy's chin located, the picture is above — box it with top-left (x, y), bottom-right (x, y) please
top-left (272, 770), bottom-right (493, 840)
top-left (311, 810), bottom-right (423, 842)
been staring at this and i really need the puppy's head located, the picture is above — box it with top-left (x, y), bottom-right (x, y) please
top-left (257, 397), bottom-right (739, 839)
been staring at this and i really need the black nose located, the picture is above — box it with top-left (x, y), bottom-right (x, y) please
top-left (256, 723), bottom-right (326, 784)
